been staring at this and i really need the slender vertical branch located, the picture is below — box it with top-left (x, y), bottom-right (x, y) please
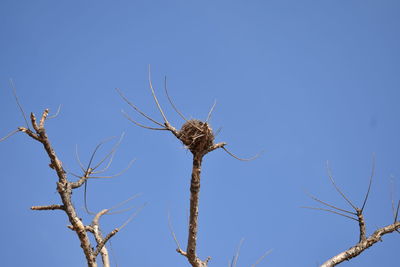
top-left (118, 73), bottom-right (257, 267)
top-left (186, 153), bottom-right (208, 267)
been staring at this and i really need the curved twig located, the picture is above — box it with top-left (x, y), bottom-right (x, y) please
top-left (121, 110), bottom-right (168, 130)
top-left (163, 76), bottom-right (203, 132)
top-left (305, 190), bottom-right (356, 215)
top-left (222, 146), bottom-right (261, 161)
top-left (92, 132), bottom-right (125, 173)
top-left (88, 159), bottom-right (135, 179)
top-left (301, 206), bottom-right (358, 221)
top-left (251, 249), bottom-right (272, 267)
top-left (164, 76), bottom-right (188, 122)
top-left (116, 88), bottom-right (165, 127)
top-left (107, 193), bottom-right (141, 213)
top-left (47, 104), bottom-right (62, 119)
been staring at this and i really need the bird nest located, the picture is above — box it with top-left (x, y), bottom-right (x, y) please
top-left (179, 119), bottom-right (214, 154)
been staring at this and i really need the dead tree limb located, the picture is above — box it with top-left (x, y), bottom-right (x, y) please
top-left (1, 103), bottom-right (136, 267)
top-left (304, 158), bottom-right (400, 266)
top-left (320, 221), bottom-right (400, 267)
top-left (17, 110), bottom-right (98, 266)
top-left (118, 70), bottom-right (258, 267)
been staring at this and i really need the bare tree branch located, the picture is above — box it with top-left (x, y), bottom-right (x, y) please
top-left (164, 76), bottom-right (188, 122)
top-left (31, 204), bottom-right (65, 211)
top-left (121, 109), bottom-right (168, 130)
top-left (326, 161), bottom-right (357, 210)
top-left (361, 154), bottom-right (375, 211)
top-left (0, 128), bottom-right (20, 142)
top-left (47, 104), bottom-right (62, 119)
top-left (168, 211), bottom-right (186, 256)
top-left (10, 79), bottom-right (29, 129)
top-left (118, 72), bottom-right (259, 267)
top-left (116, 88), bottom-right (165, 127)
top-left (251, 249), bottom-right (272, 267)
top-left (304, 190), bottom-right (356, 216)
top-left (206, 100), bottom-right (217, 123)
top-left (320, 221), bottom-right (400, 267)
top-left (301, 206), bottom-right (358, 221)
top-left (148, 65), bottom-right (169, 124)
top-left (308, 160), bottom-right (400, 266)
top-left (221, 146), bottom-right (261, 161)
top-left (230, 238), bottom-right (244, 267)
top-left (20, 110), bottom-right (97, 266)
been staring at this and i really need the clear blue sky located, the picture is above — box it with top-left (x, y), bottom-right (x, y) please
top-left (1, 1), bottom-right (399, 266)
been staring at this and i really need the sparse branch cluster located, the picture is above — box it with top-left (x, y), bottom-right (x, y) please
top-left (3, 73), bottom-right (399, 267)
top-left (2, 106), bottom-right (137, 267)
top-left (304, 160), bottom-right (400, 267)
top-left (117, 69), bottom-right (259, 267)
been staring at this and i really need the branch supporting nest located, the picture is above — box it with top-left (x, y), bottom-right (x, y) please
top-left (117, 69), bottom-right (259, 267)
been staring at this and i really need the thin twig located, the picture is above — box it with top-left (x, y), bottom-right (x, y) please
top-left (222, 146), bottom-right (261, 161)
top-left (75, 145), bottom-right (86, 172)
top-left (88, 159), bottom-right (135, 178)
top-left (301, 206), bottom-right (358, 221)
top-left (118, 202), bottom-right (147, 231)
top-left (10, 79), bottom-right (29, 128)
top-left (86, 136), bottom-right (117, 172)
top-left (0, 128), bottom-right (20, 142)
top-left (163, 76), bottom-right (203, 132)
top-left (105, 205), bottom-right (139, 215)
top-left (251, 249), bottom-right (273, 267)
top-left (164, 76), bottom-right (188, 122)
top-left (116, 88), bottom-right (165, 127)
top-left (121, 110), bottom-right (168, 130)
top-left (206, 100), bottom-right (217, 123)
top-left (326, 161), bottom-right (357, 210)
top-left (168, 211), bottom-right (183, 252)
top-left (231, 238), bottom-right (244, 267)
top-left (47, 104), bottom-right (62, 119)
top-left (390, 176), bottom-right (397, 220)
top-left (361, 155), bottom-right (375, 211)
top-left (92, 132), bottom-right (125, 172)
top-left (148, 65), bottom-right (169, 124)
top-left (107, 194), bottom-right (141, 212)
top-left (304, 190), bottom-right (356, 215)
top-left (84, 181), bottom-right (95, 215)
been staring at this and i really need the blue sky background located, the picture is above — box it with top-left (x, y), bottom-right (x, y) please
top-left (1, 1), bottom-right (399, 266)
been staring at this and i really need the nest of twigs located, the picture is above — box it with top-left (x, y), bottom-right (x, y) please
top-left (179, 119), bottom-right (214, 154)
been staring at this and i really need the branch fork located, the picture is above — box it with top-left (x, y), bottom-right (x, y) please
top-left (2, 99), bottom-right (136, 267)
top-left (304, 159), bottom-right (400, 266)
